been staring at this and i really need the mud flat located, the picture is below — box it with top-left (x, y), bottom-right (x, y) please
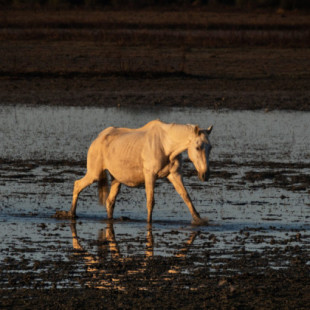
top-left (1, 105), bottom-right (310, 308)
top-left (1, 222), bottom-right (310, 309)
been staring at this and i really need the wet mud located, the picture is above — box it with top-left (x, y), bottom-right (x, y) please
top-left (1, 221), bottom-right (310, 309)
top-left (1, 9), bottom-right (310, 309)
top-left (1, 106), bottom-right (310, 308)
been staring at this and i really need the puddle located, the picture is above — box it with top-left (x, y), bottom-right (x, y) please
top-left (0, 105), bottom-right (310, 290)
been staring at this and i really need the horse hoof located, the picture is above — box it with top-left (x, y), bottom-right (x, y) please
top-left (53, 210), bottom-right (76, 219)
top-left (192, 217), bottom-right (208, 226)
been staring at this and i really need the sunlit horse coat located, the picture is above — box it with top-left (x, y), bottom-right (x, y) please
top-left (59, 120), bottom-right (213, 224)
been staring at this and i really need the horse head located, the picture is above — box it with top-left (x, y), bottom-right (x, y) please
top-left (187, 125), bottom-right (213, 182)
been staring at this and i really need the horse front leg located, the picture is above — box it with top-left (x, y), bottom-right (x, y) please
top-left (144, 172), bottom-right (156, 223)
top-left (167, 172), bottom-right (207, 225)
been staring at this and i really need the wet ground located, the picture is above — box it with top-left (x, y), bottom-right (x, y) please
top-left (1, 105), bottom-right (310, 308)
top-left (1, 8), bottom-right (310, 308)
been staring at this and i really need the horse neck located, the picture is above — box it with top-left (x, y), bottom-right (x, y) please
top-left (164, 124), bottom-right (195, 160)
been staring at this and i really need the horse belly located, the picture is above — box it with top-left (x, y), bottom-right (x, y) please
top-left (109, 164), bottom-right (145, 187)
top-left (106, 150), bottom-right (145, 187)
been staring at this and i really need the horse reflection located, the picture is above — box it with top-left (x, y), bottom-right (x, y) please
top-left (70, 222), bottom-right (198, 290)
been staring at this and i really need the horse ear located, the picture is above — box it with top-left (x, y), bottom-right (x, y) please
top-left (206, 125), bottom-right (213, 135)
top-left (194, 125), bottom-right (200, 135)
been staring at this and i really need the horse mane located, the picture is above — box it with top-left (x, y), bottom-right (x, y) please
top-left (168, 123), bottom-right (197, 142)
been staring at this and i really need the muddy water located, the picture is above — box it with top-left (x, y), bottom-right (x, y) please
top-left (0, 105), bottom-right (309, 290)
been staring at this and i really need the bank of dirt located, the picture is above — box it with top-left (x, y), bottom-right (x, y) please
top-left (0, 9), bottom-right (309, 110)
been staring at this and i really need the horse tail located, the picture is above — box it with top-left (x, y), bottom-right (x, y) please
top-left (98, 170), bottom-right (109, 206)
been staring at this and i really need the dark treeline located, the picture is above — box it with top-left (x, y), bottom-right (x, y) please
top-left (1, 0), bottom-right (310, 9)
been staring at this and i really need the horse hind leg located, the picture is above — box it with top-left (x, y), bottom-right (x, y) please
top-left (70, 173), bottom-right (97, 217)
top-left (98, 170), bottom-right (109, 206)
top-left (54, 173), bottom-right (96, 219)
top-left (98, 171), bottom-right (121, 220)
top-left (105, 179), bottom-right (121, 220)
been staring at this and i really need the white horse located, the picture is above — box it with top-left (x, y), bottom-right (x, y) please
top-left (56, 120), bottom-right (213, 224)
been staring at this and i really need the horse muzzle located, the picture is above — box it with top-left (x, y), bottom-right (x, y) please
top-left (198, 170), bottom-right (210, 182)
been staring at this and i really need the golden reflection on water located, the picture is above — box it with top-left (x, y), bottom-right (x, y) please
top-left (70, 221), bottom-right (198, 290)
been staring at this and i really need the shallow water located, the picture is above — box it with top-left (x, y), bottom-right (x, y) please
top-left (1, 105), bottom-right (309, 162)
top-left (0, 105), bottom-right (309, 289)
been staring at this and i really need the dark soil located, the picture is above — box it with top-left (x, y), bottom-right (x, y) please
top-left (0, 9), bottom-right (309, 110)
top-left (1, 267), bottom-right (310, 309)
